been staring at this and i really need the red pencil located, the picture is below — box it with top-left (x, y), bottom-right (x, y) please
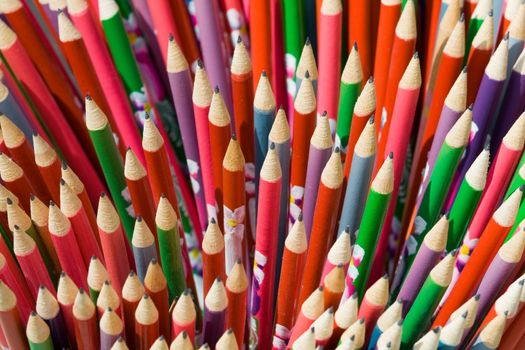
top-left (0, 153), bottom-right (34, 211)
top-left (288, 286), bottom-right (324, 346)
top-left (57, 272), bottom-right (79, 346)
top-left (0, 281), bottom-right (28, 349)
top-left (73, 289), bottom-right (99, 350)
top-left (172, 289), bottom-right (196, 344)
top-left (144, 260), bottom-right (170, 340)
top-left (32, 134), bottom-right (60, 204)
top-left (135, 294), bottom-right (160, 350)
top-left (122, 271), bottom-right (145, 350)
top-left (226, 259), bottom-right (248, 348)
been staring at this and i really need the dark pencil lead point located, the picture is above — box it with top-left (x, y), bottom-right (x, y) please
top-left (129, 270), bottom-right (136, 277)
top-left (60, 178), bottom-right (66, 186)
top-left (79, 288), bottom-right (85, 294)
top-left (231, 133), bottom-right (237, 141)
top-left (236, 36), bottom-right (242, 44)
top-left (104, 280), bottom-right (110, 285)
top-left (182, 331), bottom-right (188, 338)
top-left (433, 326), bottom-right (441, 333)
top-left (168, 33), bottom-right (174, 42)
top-left (350, 335), bottom-right (355, 341)
top-left (459, 13), bottom-right (465, 22)
top-left (236, 258), bottom-right (242, 264)
top-left (227, 328), bottom-right (233, 334)
top-left (127, 146), bottom-right (132, 151)
top-left (337, 263), bottom-right (343, 268)
top-left (298, 212), bottom-right (303, 221)
top-left (368, 116), bottom-right (374, 124)
top-left (334, 147), bottom-right (340, 153)
top-left (159, 335), bottom-right (165, 340)
top-left (520, 279), bottom-right (525, 286)
top-left (30, 193), bottom-right (36, 201)
top-left (5, 197), bottom-right (12, 205)
top-left (107, 307), bottom-right (113, 312)
top-left (85, 94), bottom-right (92, 101)
top-left (397, 318), bottom-right (404, 325)
top-left (359, 318), bottom-right (365, 324)
top-left (214, 86), bottom-right (220, 94)
top-left (210, 217), bottom-right (216, 224)
top-left (309, 327), bottom-right (315, 333)
top-left (32, 131), bottom-right (38, 137)
top-left (151, 258), bottom-right (158, 265)
top-left (261, 70), bottom-right (267, 77)
top-left (368, 76), bottom-right (374, 83)
top-left (269, 142), bottom-right (276, 150)
top-left (413, 51), bottom-right (419, 59)
top-left (137, 216), bottom-right (143, 222)
top-left (462, 66), bottom-right (467, 73)
top-left (305, 37), bottom-right (310, 45)
top-left (61, 271), bottom-right (66, 277)
top-left (215, 277), bottom-right (222, 282)
top-left (91, 255), bottom-right (97, 260)
top-left (389, 152), bottom-right (394, 159)
top-left (352, 292), bottom-right (358, 299)
top-left (13, 224), bottom-right (19, 230)
top-left (345, 225), bottom-right (350, 233)
top-left (304, 70), bottom-right (310, 79)
top-left (49, 200), bottom-right (55, 207)
top-left (488, 9), bottom-right (493, 16)
top-left (160, 193), bottom-right (167, 199)
top-left (322, 111), bottom-right (328, 117)
top-left (31, 310), bottom-right (37, 316)
top-left (353, 41), bottom-right (358, 51)
top-left (197, 59), bottom-right (204, 69)
top-left (462, 311), bottom-right (468, 318)
top-left (504, 31), bottom-right (510, 40)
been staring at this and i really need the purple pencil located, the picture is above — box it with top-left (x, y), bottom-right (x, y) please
top-left (100, 307), bottom-right (123, 350)
top-left (490, 49), bottom-right (525, 152)
top-left (302, 113), bottom-right (333, 238)
top-left (397, 215), bottom-right (448, 315)
top-left (203, 278), bottom-right (228, 348)
top-left (448, 35), bottom-right (509, 207)
top-left (194, 0), bottom-right (233, 116)
top-left (166, 36), bottom-right (207, 232)
top-left (416, 70), bottom-right (467, 207)
top-left (473, 229), bottom-right (525, 327)
top-left (36, 285), bottom-right (71, 350)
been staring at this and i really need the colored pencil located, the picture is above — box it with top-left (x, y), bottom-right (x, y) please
top-left (171, 331), bottom-right (192, 350)
top-left (434, 188), bottom-right (523, 327)
top-left (312, 306), bottom-right (334, 346)
top-left (373, 0), bottom-right (403, 125)
top-left (401, 252), bottom-right (456, 349)
top-left (466, 12), bottom-right (494, 106)
top-left (0, 153), bottom-right (34, 212)
top-left (335, 44), bottom-right (363, 154)
top-left (250, 0), bottom-right (272, 92)
top-left (32, 133), bottom-right (60, 204)
top-left (299, 149), bottom-right (343, 306)
top-left (345, 154), bottom-right (394, 301)
top-left (172, 289), bottom-right (196, 344)
top-left (348, 0), bottom-right (371, 79)
top-left (339, 318), bottom-right (366, 348)
top-left (132, 217), bottom-right (157, 283)
top-left (13, 225), bottom-right (55, 297)
top-left (144, 260), bottom-right (170, 340)
top-left (156, 195), bottom-right (186, 301)
top-left (413, 327), bottom-right (441, 350)
top-left (466, 0), bottom-right (492, 58)
top-left (56, 272), bottom-right (79, 345)
top-left (368, 298), bottom-right (403, 349)
top-left (203, 278), bottom-right (228, 348)
top-left (302, 113), bottom-right (333, 236)
top-left (122, 271), bottom-right (144, 350)
top-left (202, 217), bottom-right (226, 295)
top-left (295, 39), bottom-right (319, 95)
top-left (87, 256), bottom-right (109, 305)
top-left (448, 294), bottom-right (480, 342)
top-left (135, 294), bottom-right (160, 350)
top-left (338, 117), bottom-right (376, 236)
top-left (321, 227), bottom-right (352, 281)
top-left (316, 0), bottom-right (342, 131)
top-left (111, 337), bottom-right (129, 350)
top-left (48, 201), bottom-right (88, 290)
top-left (225, 259), bottom-right (248, 348)
top-left (329, 293), bottom-right (358, 347)
top-left (438, 310), bottom-right (468, 349)
top-left (274, 215), bottom-right (307, 348)
top-left (86, 96), bottom-right (134, 240)
top-left (72, 289), bottom-right (99, 350)
top-left (376, 319), bottom-right (403, 350)
top-left (216, 328), bottom-right (238, 350)
top-left (393, 109), bottom-right (471, 291)
top-left (124, 148), bottom-right (157, 236)
top-left (26, 311), bottom-right (53, 350)
top-left (471, 313), bottom-right (506, 350)
top-left (166, 36), bottom-right (207, 230)
top-left (0, 281), bottom-right (28, 349)
top-left (36, 285), bottom-right (70, 349)
top-left (97, 193), bottom-right (131, 295)
top-left (250, 144), bottom-right (282, 349)
top-left (288, 286), bottom-right (325, 346)
top-left (343, 78), bottom-right (377, 179)
top-left (96, 280), bottom-right (121, 318)
top-left (100, 307), bottom-right (123, 350)
top-left (289, 72), bottom-right (316, 227)
top-left (358, 275), bottom-right (389, 342)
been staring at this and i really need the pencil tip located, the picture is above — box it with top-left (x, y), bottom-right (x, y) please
top-left (236, 36), bottom-right (242, 44)
top-left (389, 152), bottom-right (394, 159)
top-left (197, 59), bottom-right (204, 69)
top-left (305, 70), bottom-right (310, 79)
top-left (269, 142), bottom-right (275, 150)
top-left (168, 33), bottom-right (174, 42)
top-left (210, 217), bottom-right (216, 224)
top-left (214, 86), bottom-right (220, 94)
top-left (305, 37), bottom-right (310, 45)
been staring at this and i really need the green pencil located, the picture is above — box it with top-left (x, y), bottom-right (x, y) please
top-left (446, 147), bottom-right (490, 252)
top-left (401, 251), bottom-right (456, 349)
top-left (466, 0), bottom-right (492, 59)
top-left (393, 108), bottom-right (471, 291)
top-left (347, 154), bottom-right (394, 302)
top-left (26, 311), bottom-right (54, 350)
top-left (505, 152), bottom-right (525, 200)
top-left (282, 0), bottom-right (305, 87)
top-left (85, 96), bottom-right (135, 241)
top-left (156, 195), bottom-right (186, 302)
top-left (336, 43), bottom-right (363, 153)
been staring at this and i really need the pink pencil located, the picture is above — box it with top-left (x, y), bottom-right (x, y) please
top-left (316, 0), bottom-right (342, 133)
top-left (67, 0), bottom-right (144, 164)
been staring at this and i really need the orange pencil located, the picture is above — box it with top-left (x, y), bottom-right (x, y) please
top-left (32, 134), bottom-right (60, 203)
top-left (250, 0), bottom-right (272, 88)
top-left (142, 116), bottom-right (178, 209)
top-left (73, 289), bottom-right (99, 350)
top-left (434, 188), bottom-right (523, 326)
top-left (0, 116), bottom-right (49, 202)
top-left (373, 0), bottom-right (403, 123)
top-left (124, 148), bottom-right (157, 235)
top-left (376, 0), bottom-right (416, 160)
top-left (322, 264), bottom-right (345, 310)
top-left (348, 0), bottom-right (372, 78)
top-left (298, 149), bottom-right (343, 307)
top-left (61, 179), bottom-right (102, 264)
top-left (0, 281), bottom-right (28, 349)
top-left (144, 260), bottom-right (170, 340)
top-left (0, 252), bottom-right (33, 322)
top-left (122, 271), bottom-right (144, 350)
top-left (466, 12), bottom-right (494, 105)
top-left (225, 259), bottom-right (248, 348)
top-left (497, 0), bottom-right (519, 43)
top-left (208, 88), bottom-right (232, 228)
top-left (202, 217), bottom-right (226, 295)
top-left (289, 73), bottom-right (317, 227)
top-left (274, 215), bottom-right (307, 347)
top-left (135, 294), bottom-right (160, 350)
top-left (222, 136), bottom-right (246, 272)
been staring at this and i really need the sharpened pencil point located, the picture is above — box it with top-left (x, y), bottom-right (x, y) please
top-left (168, 33), bottom-right (174, 42)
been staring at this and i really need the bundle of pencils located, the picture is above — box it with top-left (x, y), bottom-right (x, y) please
top-left (0, 0), bottom-right (523, 349)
